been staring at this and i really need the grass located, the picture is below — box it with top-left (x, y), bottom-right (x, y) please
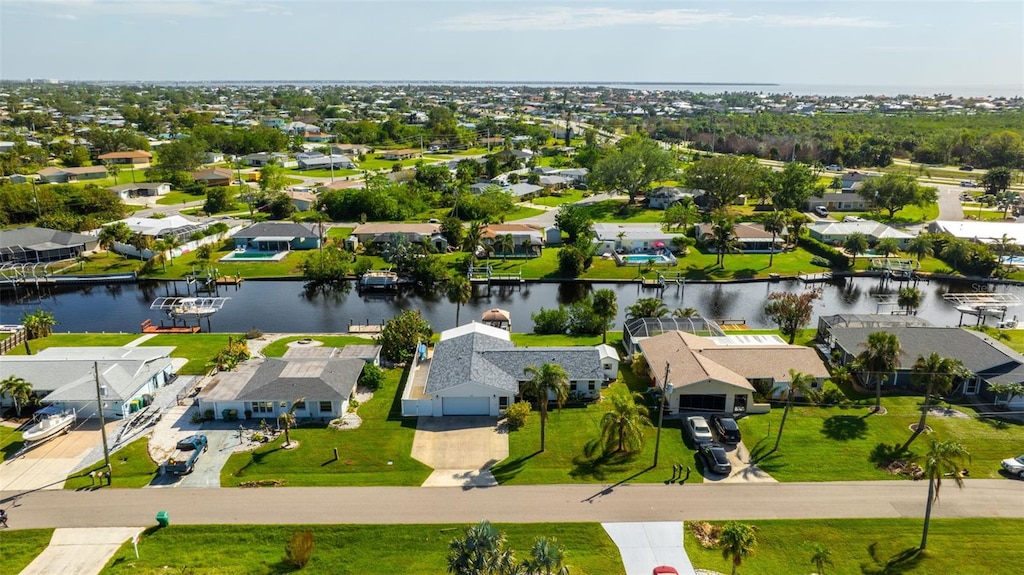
top-left (980, 328), bottom-right (1024, 353)
top-left (356, 156), bottom-right (425, 171)
top-left (737, 395), bottom-right (1024, 482)
top-left (503, 205), bottom-right (546, 221)
top-left (155, 190), bottom-right (205, 206)
top-left (282, 167), bottom-right (361, 178)
top-left (530, 189), bottom-right (587, 207)
top-left (101, 523), bottom-right (623, 575)
top-left (325, 226), bottom-right (354, 239)
top-left (685, 518), bottom-right (1024, 575)
top-left (510, 332), bottom-right (622, 348)
top-left (840, 202), bottom-right (940, 225)
top-left (6, 333), bottom-right (139, 355)
top-left (64, 437), bottom-right (157, 490)
top-left (138, 333), bottom-right (242, 375)
top-left (0, 426), bottom-right (24, 464)
top-left (221, 367), bottom-right (431, 486)
top-left (260, 335), bottom-right (377, 358)
top-left (0, 529), bottom-right (55, 575)
top-left (143, 244), bottom-right (308, 279)
top-left (51, 254), bottom-right (142, 276)
top-left (579, 200), bottom-right (665, 223)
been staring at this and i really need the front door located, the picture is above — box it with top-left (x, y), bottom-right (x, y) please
top-left (733, 394), bottom-right (748, 413)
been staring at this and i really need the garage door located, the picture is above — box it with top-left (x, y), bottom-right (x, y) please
top-left (678, 394), bottom-right (726, 412)
top-left (442, 397), bottom-right (490, 416)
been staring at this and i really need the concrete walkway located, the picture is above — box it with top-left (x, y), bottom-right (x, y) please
top-left (123, 334), bottom-right (159, 347)
top-left (603, 522), bottom-right (695, 575)
top-left (19, 527), bottom-right (143, 575)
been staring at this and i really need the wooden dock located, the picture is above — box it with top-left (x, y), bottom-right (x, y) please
top-left (798, 272), bottom-right (832, 283)
top-left (141, 319), bottom-right (200, 334)
top-left (640, 277), bottom-right (665, 289)
top-left (216, 276), bottom-right (243, 286)
top-left (348, 325), bottom-right (383, 334)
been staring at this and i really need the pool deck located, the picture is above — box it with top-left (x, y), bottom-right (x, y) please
top-left (218, 250), bottom-right (289, 262)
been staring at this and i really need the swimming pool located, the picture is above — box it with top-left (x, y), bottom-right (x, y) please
top-left (618, 253), bottom-right (676, 266)
top-left (1000, 255), bottom-right (1024, 267)
top-left (219, 251), bottom-right (288, 262)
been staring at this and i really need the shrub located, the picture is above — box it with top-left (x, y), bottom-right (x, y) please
top-left (245, 328), bottom-right (264, 339)
top-left (190, 411), bottom-right (204, 425)
top-left (557, 245), bottom-right (585, 277)
top-left (821, 385), bottom-right (852, 407)
top-left (358, 363), bottom-right (386, 391)
top-left (531, 306), bottom-right (569, 334)
top-left (285, 530), bottom-right (315, 569)
top-left (505, 401), bottom-right (531, 431)
top-left (798, 236), bottom-right (851, 269)
top-left (203, 409), bottom-right (214, 420)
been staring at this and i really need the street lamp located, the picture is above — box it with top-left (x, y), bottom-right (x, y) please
top-left (652, 361), bottom-right (673, 468)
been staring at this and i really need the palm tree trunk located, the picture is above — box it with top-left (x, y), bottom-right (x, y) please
top-left (602, 328), bottom-right (607, 344)
top-left (920, 477), bottom-right (935, 549)
top-left (773, 401), bottom-right (791, 452)
top-left (903, 388), bottom-right (932, 450)
top-left (769, 232), bottom-right (776, 267)
top-left (539, 400), bottom-right (547, 452)
top-left (732, 559), bottom-right (738, 575)
top-left (875, 376), bottom-right (882, 412)
top-left (455, 303), bottom-right (461, 327)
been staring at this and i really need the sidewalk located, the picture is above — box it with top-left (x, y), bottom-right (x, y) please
top-left (20, 527), bottom-right (143, 575)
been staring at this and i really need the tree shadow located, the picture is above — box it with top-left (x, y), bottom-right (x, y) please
top-left (1, 440), bottom-right (25, 461)
top-left (860, 543), bottom-right (926, 574)
top-left (868, 442), bottom-right (912, 467)
top-left (569, 450), bottom-right (639, 481)
top-left (821, 415), bottom-right (869, 441)
top-left (746, 437), bottom-right (786, 471)
top-left (488, 450), bottom-right (542, 483)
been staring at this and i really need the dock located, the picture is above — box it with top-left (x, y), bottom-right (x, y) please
top-left (348, 325), bottom-right (383, 334)
top-left (798, 272), bottom-right (832, 283)
top-left (216, 276), bottom-right (243, 286)
top-left (140, 319), bottom-right (200, 334)
top-left (640, 277), bottom-right (665, 289)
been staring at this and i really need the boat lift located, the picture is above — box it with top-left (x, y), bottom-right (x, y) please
top-left (943, 292), bottom-right (1022, 327)
top-left (150, 296), bottom-right (230, 332)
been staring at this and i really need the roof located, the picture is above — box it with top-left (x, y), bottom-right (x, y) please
top-left (696, 222), bottom-right (784, 241)
top-left (592, 223), bottom-right (683, 241)
top-left (234, 222), bottom-right (318, 239)
top-left (481, 224), bottom-right (543, 239)
top-left (200, 357), bottom-right (364, 402)
top-left (808, 220), bottom-right (913, 240)
top-left (191, 167), bottom-right (233, 180)
top-left (0, 226), bottom-right (95, 251)
top-left (638, 331), bottom-right (754, 391)
top-left (284, 190), bottom-right (317, 202)
top-left (0, 346), bottom-right (174, 401)
top-left (98, 150), bottom-right (152, 160)
top-left (507, 183), bottom-right (543, 197)
top-left (929, 220), bottom-right (1024, 244)
top-left (623, 317), bottom-right (726, 341)
top-left (116, 215), bottom-right (200, 237)
top-left (109, 182), bottom-right (169, 192)
top-left (352, 223), bottom-right (440, 236)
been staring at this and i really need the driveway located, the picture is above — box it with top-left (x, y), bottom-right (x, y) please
top-left (602, 522), bottom-right (695, 575)
top-left (411, 416), bottom-right (508, 487)
top-left (703, 442), bottom-right (777, 484)
top-left (19, 527), bottom-right (144, 575)
top-left (146, 428), bottom-right (237, 488)
top-left (0, 420), bottom-right (113, 492)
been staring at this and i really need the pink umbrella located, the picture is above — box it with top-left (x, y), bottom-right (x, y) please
top-left (653, 241), bottom-right (665, 248)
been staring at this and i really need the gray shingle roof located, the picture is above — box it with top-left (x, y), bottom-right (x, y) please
top-left (0, 347), bottom-right (175, 402)
top-left (235, 358), bottom-right (364, 402)
top-left (0, 226), bottom-right (95, 250)
top-left (234, 222), bottom-right (318, 239)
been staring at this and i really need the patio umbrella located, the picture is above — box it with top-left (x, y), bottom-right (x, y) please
top-left (653, 241), bottom-right (665, 248)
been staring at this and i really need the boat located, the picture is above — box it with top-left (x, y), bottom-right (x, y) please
top-left (22, 407), bottom-right (76, 443)
top-left (167, 297), bottom-right (219, 320)
top-left (359, 270), bottom-right (399, 291)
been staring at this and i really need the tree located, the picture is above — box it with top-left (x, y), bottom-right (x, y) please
top-left (97, 224), bottom-right (123, 257)
top-left (769, 162), bottom-right (820, 210)
top-left (521, 537), bottom-right (570, 575)
top-left (762, 211), bottom-right (786, 267)
top-left (684, 154), bottom-right (765, 210)
top-left (379, 309), bottom-right (432, 364)
top-left (462, 222), bottom-right (483, 253)
top-left (875, 237), bottom-right (901, 258)
top-left (662, 198), bottom-right (698, 231)
top-left (987, 382), bottom-right (1024, 410)
top-left (494, 234), bottom-right (515, 261)
top-left (842, 233), bottom-right (869, 266)
top-left (719, 521), bottom-right (756, 575)
top-left (21, 309), bottom-right (57, 339)
top-left (64, 145), bottom-right (91, 167)
top-left (557, 245), bottom-right (585, 277)
top-left (763, 289), bottom-right (821, 344)
top-left (897, 286), bottom-right (922, 315)
top-left (673, 307), bottom-right (699, 318)
top-left (522, 363), bottom-right (569, 452)
top-left (590, 385), bottom-right (651, 455)
top-left (785, 209), bottom-right (810, 244)
top-left (446, 274), bottom-right (473, 327)
top-left (155, 137), bottom-right (206, 173)
top-left (857, 331), bottom-right (902, 412)
top-left (918, 440), bottom-right (970, 550)
top-left (907, 235), bottom-right (934, 263)
top-left (440, 216), bottom-right (465, 249)
top-left (981, 166), bottom-right (1012, 199)
top-left (857, 173), bottom-right (937, 218)
top-left (710, 216), bottom-right (742, 267)
top-left (591, 289), bottom-right (618, 344)
top-left (278, 398), bottom-right (304, 448)
top-left (162, 234), bottom-right (183, 263)
top-left (626, 297), bottom-right (669, 319)
top-left (809, 543), bottom-right (834, 575)
top-left (259, 160), bottom-right (288, 194)
top-left (773, 369), bottom-right (820, 452)
top-left (590, 134), bottom-right (676, 204)
top-left (204, 186), bottom-right (232, 214)
top-left (904, 354), bottom-right (965, 449)
top-left (447, 520), bottom-right (518, 575)
top-left (553, 203), bottom-right (593, 243)
top-left (267, 192), bottom-right (296, 220)
top-left (0, 376), bottom-right (34, 417)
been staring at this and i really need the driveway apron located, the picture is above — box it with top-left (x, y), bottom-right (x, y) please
top-left (411, 416), bottom-right (508, 487)
top-left (602, 522), bottom-right (696, 575)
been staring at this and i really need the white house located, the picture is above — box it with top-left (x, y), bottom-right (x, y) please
top-left (808, 220), bottom-right (913, 248)
top-left (295, 152), bottom-right (356, 171)
top-left (591, 223), bottom-right (685, 255)
top-left (108, 182), bottom-right (171, 199)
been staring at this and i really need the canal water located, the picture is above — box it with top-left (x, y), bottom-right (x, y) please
top-left (2, 277), bottom-right (1022, 334)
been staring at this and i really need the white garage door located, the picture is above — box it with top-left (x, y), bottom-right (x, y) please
top-left (442, 397), bottom-right (490, 416)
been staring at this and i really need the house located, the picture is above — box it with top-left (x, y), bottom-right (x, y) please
top-left (538, 175), bottom-right (569, 190)
top-left (818, 314), bottom-right (1024, 409)
top-left (241, 152), bottom-right (291, 167)
top-left (808, 220), bottom-right (913, 248)
top-left (190, 167), bottom-right (233, 187)
top-left (0, 226), bottom-right (98, 263)
top-left (478, 137), bottom-right (504, 149)
top-left (232, 222), bottom-right (322, 252)
top-left (694, 222), bottom-right (785, 253)
top-left (204, 152), bottom-right (225, 164)
top-left (382, 149), bottom-right (419, 161)
top-left (36, 166), bottom-right (108, 184)
top-left (557, 168), bottom-right (589, 184)
top-left (283, 190), bottom-right (317, 212)
top-left (638, 330), bottom-right (828, 414)
top-left (303, 132), bottom-right (332, 143)
top-left (507, 183), bottom-right (543, 198)
top-left (295, 152), bottom-right (356, 170)
top-left (402, 323), bottom-right (619, 417)
top-left (197, 356), bottom-right (365, 421)
top-left (281, 344), bottom-right (383, 366)
top-left (591, 223), bottom-right (685, 255)
top-left (116, 215), bottom-right (208, 241)
top-left (0, 346), bottom-right (176, 419)
top-left (108, 182), bottom-right (171, 199)
top-left (332, 144), bottom-right (370, 157)
top-left (804, 192), bottom-right (870, 212)
top-left (350, 223), bottom-right (441, 245)
top-left (647, 186), bottom-right (703, 209)
top-left (480, 224), bottom-right (545, 255)
top-left (841, 171), bottom-right (878, 192)
top-left (622, 316), bottom-right (726, 358)
top-left (928, 220), bottom-right (1024, 246)
top-left (97, 150), bottom-right (152, 168)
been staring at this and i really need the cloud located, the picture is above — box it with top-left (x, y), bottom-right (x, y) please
top-left (55, 13), bottom-right (79, 20)
top-left (439, 7), bottom-right (894, 32)
top-left (4, 0), bottom-right (291, 19)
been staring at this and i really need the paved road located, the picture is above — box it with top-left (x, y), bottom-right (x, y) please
top-left (935, 183), bottom-right (966, 221)
top-left (3, 480), bottom-right (1020, 530)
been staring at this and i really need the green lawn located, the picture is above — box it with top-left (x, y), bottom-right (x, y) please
top-left (64, 437), bottom-right (157, 490)
top-left (51, 254), bottom-right (142, 276)
top-left (841, 202), bottom-right (940, 225)
top-left (357, 156), bottom-right (424, 171)
top-left (326, 226), bottom-right (354, 239)
top-left (510, 332), bottom-right (622, 348)
top-left (685, 518), bottom-right (1024, 575)
top-left (503, 205), bottom-right (546, 221)
top-left (580, 200), bottom-right (665, 223)
top-left (139, 333), bottom-right (242, 375)
top-left (0, 529), bottom-right (55, 575)
top-left (7, 333), bottom-right (139, 355)
top-left (221, 367), bottom-right (431, 486)
top-left (983, 328), bottom-right (1024, 353)
top-left (155, 191), bottom-right (205, 206)
top-left (530, 189), bottom-right (587, 207)
top-left (737, 395), bottom-right (1024, 482)
top-left (260, 335), bottom-right (377, 358)
top-left (283, 167), bottom-right (361, 178)
top-left (0, 426), bottom-right (24, 464)
top-left (101, 523), bottom-right (623, 575)
top-left (143, 244), bottom-right (308, 279)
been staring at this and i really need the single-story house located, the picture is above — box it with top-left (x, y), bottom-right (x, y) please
top-left (382, 149), bottom-right (419, 161)
top-left (232, 222), bottom-right (322, 252)
top-left (507, 183), bottom-right (543, 198)
top-left (197, 356), bottom-right (365, 421)
top-left (403, 323), bottom-right (619, 417)
top-left (805, 192), bottom-right (870, 212)
top-left (108, 182), bottom-right (171, 199)
top-left (98, 150), bottom-right (152, 168)
top-left (295, 152), bottom-right (356, 170)
top-left (303, 132), bottom-right (332, 143)
top-left (538, 175), bottom-right (569, 189)
top-left (36, 166), bottom-right (108, 184)
top-left (808, 220), bottom-right (914, 248)
top-left (332, 144), bottom-right (370, 157)
top-left (557, 168), bottom-right (588, 184)
top-left (695, 222), bottom-right (785, 253)
top-left (480, 224), bottom-right (544, 255)
top-left (0, 346), bottom-right (176, 419)
top-left (116, 215), bottom-right (208, 241)
top-left (622, 316), bottom-right (725, 358)
top-left (190, 167), bottom-right (233, 186)
top-left (841, 171), bottom-right (878, 192)
top-left (638, 330), bottom-right (828, 414)
top-left (318, 179), bottom-right (366, 192)
top-left (591, 223), bottom-right (685, 255)
top-left (281, 344), bottom-right (383, 366)
top-left (478, 137), bottom-right (504, 149)
top-left (204, 152), bottom-right (225, 164)
top-left (350, 223), bottom-right (441, 245)
top-left (283, 190), bottom-right (317, 212)
top-left (647, 186), bottom-right (703, 210)
top-left (241, 152), bottom-right (291, 167)
top-left (0, 226), bottom-right (98, 263)
top-left (928, 220), bottom-right (1024, 246)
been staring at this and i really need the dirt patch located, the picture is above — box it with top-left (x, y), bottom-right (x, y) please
top-left (927, 406), bottom-right (970, 419)
top-left (908, 423), bottom-right (933, 434)
top-left (281, 440), bottom-right (300, 450)
top-left (870, 406), bottom-right (889, 416)
top-left (881, 460), bottom-right (924, 479)
top-left (690, 521), bottom-right (721, 548)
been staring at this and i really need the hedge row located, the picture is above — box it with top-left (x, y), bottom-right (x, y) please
top-left (798, 236), bottom-right (851, 269)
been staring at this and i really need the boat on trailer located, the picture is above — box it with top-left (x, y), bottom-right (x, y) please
top-left (22, 406), bottom-right (76, 443)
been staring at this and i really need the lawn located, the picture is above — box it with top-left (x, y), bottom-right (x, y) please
top-left (64, 437), bottom-right (157, 490)
top-left (510, 332), bottom-right (623, 348)
top-left (283, 167), bottom-right (361, 179)
top-left (579, 200), bottom-right (665, 223)
top-left (841, 202), bottom-right (940, 225)
top-left (50, 254), bottom-right (142, 276)
top-left (143, 243), bottom-right (308, 279)
top-left (155, 190), bottom-right (205, 206)
top-left (0, 426), bottom-right (24, 464)
top-left (221, 367), bottom-right (431, 486)
top-left (260, 335), bottom-right (377, 358)
top-left (981, 328), bottom-right (1024, 353)
top-left (325, 226), bottom-right (354, 239)
top-left (357, 156), bottom-right (425, 171)
top-left (530, 189), bottom-right (587, 207)
top-left (685, 518), bottom-right (1024, 575)
top-left (0, 529), bottom-right (55, 575)
top-left (7, 333), bottom-right (139, 355)
top-left (736, 395), bottom-right (1024, 482)
top-left (101, 523), bottom-right (623, 575)
top-left (139, 333), bottom-right (242, 375)
top-left (503, 205), bottom-right (546, 221)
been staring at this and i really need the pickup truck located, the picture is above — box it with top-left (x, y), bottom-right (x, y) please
top-left (164, 435), bottom-right (208, 475)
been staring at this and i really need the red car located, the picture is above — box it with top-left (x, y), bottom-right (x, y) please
top-left (653, 567), bottom-right (679, 575)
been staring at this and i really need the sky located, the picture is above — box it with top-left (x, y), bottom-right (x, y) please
top-left (2, 0), bottom-right (1022, 92)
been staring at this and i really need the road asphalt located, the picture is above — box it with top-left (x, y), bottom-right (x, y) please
top-left (3, 480), bottom-right (1020, 530)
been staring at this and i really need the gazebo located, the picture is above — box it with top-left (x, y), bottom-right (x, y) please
top-left (481, 308), bottom-right (512, 331)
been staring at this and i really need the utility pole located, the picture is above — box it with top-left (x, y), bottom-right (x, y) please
top-left (94, 362), bottom-right (112, 477)
top-left (30, 179), bottom-right (41, 217)
top-left (653, 361), bottom-right (672, 468)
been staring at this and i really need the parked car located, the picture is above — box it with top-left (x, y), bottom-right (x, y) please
top-left (960, 165), bottom-right (975, 171)
top-left (842, 216), bottom-right (865, 223)
top-left (653, 567), bottom-right (680, 575)
top-left (164, 434), bottom-right (208, 475)
top-left (1001, 454), bottom-right (1024, 478)
top-left (710, 414), bottom-right (742, 444)
top-left (686, 416), bottom-right (714, 444)
top-left (825, 164), bottom-right (843, 172)
top-left (698, 443), bottom-right (732, 475)
top-left (814, 206), bottom-right (830, 217)
top-left (960, 180), bottom-right (977, 188)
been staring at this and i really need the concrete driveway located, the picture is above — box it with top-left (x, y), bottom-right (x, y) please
top-left (146, 429), bottom-right (237, 489)
top-left (704, 441), bottom-right (777, 484)
top-left (602, 522), bottom-right (695, 575)
top-left (411, 416), bottom-right (508, 488)
top-left (20, 527), bottom-right (143, 575)
top-left (0, 420), bottom-right (112, 492)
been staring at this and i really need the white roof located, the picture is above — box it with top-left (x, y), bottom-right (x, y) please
top-left (439, 322), bottom-right (511, 342)
top-left (592, 223), bottom-right (683, 241)
top-left (930, 220), bottom-right (1024, 244)
top-left (117, 215), bottom-right (197, 236)
top-left (809, 220), bottom-right (913, 239)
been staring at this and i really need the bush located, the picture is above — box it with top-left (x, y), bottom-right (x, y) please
top-left (505, 401), bottom-right (531, 431)
top-left (245, 328), bottom-right (264, 339)
top-left (531, 307), bottom-right (569, 334)
top-left (821, 385), bottom-right (852, 407)
top-left (285, 530), bottom-right (315, 569)
top-left (798, 236), bottom-right (851, 269)
top-left (190, 411), bottom-right (204, 424)
top-left (358, 363), bottom-right (386, 390)
top-left (203, 409), bottom-right (214, 420)
top-left (557, 245), bottom-right (585, 277)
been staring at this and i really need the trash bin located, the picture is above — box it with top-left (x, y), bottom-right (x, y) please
top-left (156, 510), bottom-right (169, 527)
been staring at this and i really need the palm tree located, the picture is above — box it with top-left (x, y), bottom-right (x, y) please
top-left (97, 226), bottom-right (119, 258)
top-left (857, 331), bottom-right (902, 413)
top-left (522, 363), bottom-right (569, 452)
top-left (842, 232), bottom-right (869, 266)
top-left (904, 354), bottom-right (965, 449)
top-left (591, 288), bottom-right (617, 344)
top-left (462, 222), bottom-right (483, 253)
top-left (897, 286), bottom-right (922, 315)
top-left (162, 235), bottom-right (182, 263)
top-left (151, 239), bottom-right (169, 271)
top-left (495, 234), bottom-right (515, 261)
top-left (129, 232), bottom-right (152, 256)
top-left (21, 309), bottom-right (57, 340)
top-left (592, 385), bottom-right (651, 455)
top-left (907, 235), bottom-right (934, 264)
top-left (719, 521), bottom-right (756, 575)
top-left (785, 210), bottom-right (810, 245)
top-left (809, 543), bottom-right (834, 575)
top-left (447, 520), bottom-right (518, 575)
top-left (672, 307), bottom-right (699, 318)
top-left (773, 369), bottom-right (820, 452)
top-left (279, 397), bottom-right (304, 448)
top-left (446, 274), bottom-right (473, 327)
top-left (875, 238), bottom-right (901, 258)
top-left (626, 298), bottom-right (669, 319)
top-left (918, 440), bottom-right (970, 550)
top-left (763, 211), bottom-right (786, 267)
top-left (710, 216), bottom-right (742, 267)
top-left (941, 238), bottom-right (971, 270)
top-left (0, 375), bottom-right (34, 417)
top-left (521, 537), bottom-right (570, 575)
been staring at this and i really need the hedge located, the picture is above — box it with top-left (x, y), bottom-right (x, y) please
top-left (798, 236), bottom-right (851, 269)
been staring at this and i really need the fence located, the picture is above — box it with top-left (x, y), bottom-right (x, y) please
top-left (0, 329), bottom-right (27, 355)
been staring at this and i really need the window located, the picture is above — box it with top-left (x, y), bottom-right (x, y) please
top-left (588, 383), bottom-right (596, 391)
top-left (251, 401), bottom-right (273, 414)
top-left (319, 401), bottom-right (333, 413)
top-left (499, 396), bottom-right (509, 409)
top-left (293, 400), bottom-right (306, 411)
top-left (603, 363), bottom-right (612, 370)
